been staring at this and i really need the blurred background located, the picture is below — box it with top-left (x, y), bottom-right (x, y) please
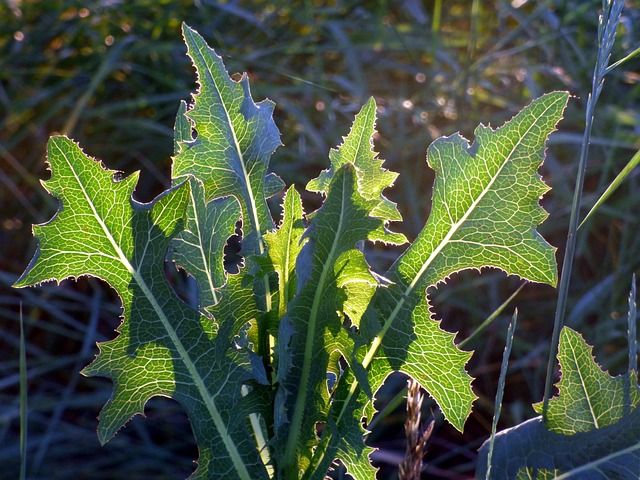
top-left (1, 0), bottom-right (638, 478)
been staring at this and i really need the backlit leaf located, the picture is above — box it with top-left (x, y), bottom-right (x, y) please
top-left (307, 97), bottom-right (406, 245)
top-left (477, 326), bottom-right (640, 479)
top-left (14, 136), bottom-right (268, 480)
top-left (172, 24), bottom-right (282, 253)
top-left (171, 177), bottom-right (240, 309)
top-left (533, 327), bottom-right (640, 434)
top-left (262, 186), bottom-right (306, 319)
top-left (358, 91), bottom-right (569, 432)
top-left (275, 164), bottom-right (382, 475)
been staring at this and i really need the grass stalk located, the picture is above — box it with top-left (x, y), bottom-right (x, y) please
top-left (459, 282), bottom-right (526, 350)
top-left (19, 305), bottom-right (27, 480)
top-left (485, 309), bottom-right (518, 480)
top-left (628, 274), bottom-right (637, 375)
top-left (542, 0), bottom-right (625, 417)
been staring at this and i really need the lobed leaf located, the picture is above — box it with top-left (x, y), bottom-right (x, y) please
top-left (300, 93), bottom-right (568, 477)
top-left (261, 185), bottom-right (307, 319)
top-left (171, 177), bottom-right (241, 309)
top-left (476, 327), bottom-right (640, 478)
top-left (275, 164), bottom-right (382, 476)
top-left (533, 327), bottom-right (640, 434)
top-left (172, 24), bottom-right (282, 254)
top-left (15, 136), bottom-right (268, 480)
top-left (361, 91), bottom-right (569, 428)
top-left (307, 97), bottom-right (406, 245)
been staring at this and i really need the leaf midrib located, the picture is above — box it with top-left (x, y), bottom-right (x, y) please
top-left (188, 29), bottom-right (264, 253)
top-left (279, 195), bottom-right (295, 318)
top-left (56, 140), bottom-right (253, 480)
top-left (567, 339), bottom-right (600, 428)
top-left (284, 170), bottom-right (349, 468)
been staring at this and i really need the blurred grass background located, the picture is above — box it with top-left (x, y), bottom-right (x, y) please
top-left (1, 0), bottom-right (638, 478)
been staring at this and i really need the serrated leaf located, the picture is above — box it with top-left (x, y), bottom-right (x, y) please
top-left (207, 272), bottom-right (269, 386)
top-left (275, 164), bottom-right (383, 475)
top-left (307, 97), bottom-right (406, 245)
top-left (265, 172), bottom-right (286, 198)
top-left (321, 368), bottom-right (379, 480)
top-left (261, 185), bottom-right (306, 319)
top-left (14, 136), bottom-right (268, 480)
top-left (335, 249), bottom-right (378, 328)
top-left (533, 327), bottom-right (640, 434)
top-left (172, 24), bottom-right (281, 253)
top-left (171, 177), bottom-right (241, 309)
top-left (308, 94), bottom-right (570, 476)
top-left (359, 91), bottom-right (568, 430)
top-left (477, 326), bottom-right (640, 479)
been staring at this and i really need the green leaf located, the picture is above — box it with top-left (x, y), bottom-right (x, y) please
top-left (14, 136), bottom-right (268, 480)
top-left (172, 24), bottom-right (281, 253)
top-left (307, 97), bottom-right (406, 245)
top-left (207, 272), bottom-right (269, 386)
top-left (300, 93), bottom-right (569, 477)
top-left (171, 177), bottom-right (241, 309)
top-left (477, 326), bottom-right (640, 478)
top-left (335, 249), bottom-right (379, 328)
top-left (475, 410), bottom-right (640, 479)
top-left (321, 368), bottom-right (378, 480)
top-left (262, 185), bottom-right (306, 319)
top-left (275, 164), bottom-right (382, 475)
top-left (357, 91), bottom-right (569, 430)
top-left (533, 327), bottom-right (640, 433)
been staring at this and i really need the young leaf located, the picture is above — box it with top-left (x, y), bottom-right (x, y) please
top-left (262, 185), bottom-right (306, 319)
top-left (532, 327), bottom-right (640, 434)
top-left (171, 177), bottom-right (241, 309)
top-left (476, 327), bottom-right (640, 479)
top-left (172, 24), bottom-right (282, 253)
top-left (307, 97), bottom-right (406, 245)
top-left (275, 164), bottom-right (383, 476)
top-left (14, 136), bottom-right (268, 480)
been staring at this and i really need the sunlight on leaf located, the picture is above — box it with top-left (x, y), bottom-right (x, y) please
top-left (533, 327), bottom-right (640, 434)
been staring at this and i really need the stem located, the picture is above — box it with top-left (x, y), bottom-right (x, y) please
top-left (242, 385), bottom-right (274, 477)
top-left (19, 305), bottom-right (27, 480)
top-left (460, 282), bottom-right (526, 349)
top-left (542, 0), bottom-right (624, 417)
top-left (486, 309), bottom-right (518, 480)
